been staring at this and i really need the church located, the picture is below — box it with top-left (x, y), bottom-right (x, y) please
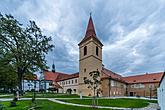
top-left (44, 16), bottom-right (164, 98)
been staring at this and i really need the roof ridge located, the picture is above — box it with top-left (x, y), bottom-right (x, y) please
top-left (124, 72), bottom-right (163, 78)
top-left (103, 67), bottom-right (122, 77)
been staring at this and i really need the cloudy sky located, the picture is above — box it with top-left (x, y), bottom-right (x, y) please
top-left (0, 0), bottom-right (165, 76)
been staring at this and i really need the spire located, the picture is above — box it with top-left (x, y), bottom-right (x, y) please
top-left (52, 62), bottom-right (55, 73)
top-left (85, 14), bottom-right (96, 37)
top-left (78, 14), bottom-right (103, 46)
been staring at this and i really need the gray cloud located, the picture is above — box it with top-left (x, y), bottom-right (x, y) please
top-left (0, 0), bottom-right (165, 75)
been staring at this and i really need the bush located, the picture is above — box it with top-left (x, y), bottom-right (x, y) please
top-left (10, 101), bottom-right (16, 107)
top-left (10, 97), bottom-right (18, 107)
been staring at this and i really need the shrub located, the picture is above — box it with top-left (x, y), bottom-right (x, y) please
top-left (10, 101), bottom-right (16, 107)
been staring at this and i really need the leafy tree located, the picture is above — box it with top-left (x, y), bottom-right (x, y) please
top-left (84, 70), bottom-right (102, 107)
top-left (0, 47), bottom-right (18, 92)
top-left (0, 13), bottom-right (54, 93)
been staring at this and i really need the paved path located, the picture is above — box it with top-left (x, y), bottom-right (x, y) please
top-left (133, 103), bottom-right (159, 110)
top-left (0, 97), bottom-right (159, 110)
top-left (0, 94), bottom-right (12, 97)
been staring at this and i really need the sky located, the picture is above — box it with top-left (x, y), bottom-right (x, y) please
top-left (0, 0), bottom-right (165, 76)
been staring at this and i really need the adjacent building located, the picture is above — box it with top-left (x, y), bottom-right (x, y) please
top-left (158, 72), bottom-right (165, 109)
top-left (44, 15), bottom-right (164, 97)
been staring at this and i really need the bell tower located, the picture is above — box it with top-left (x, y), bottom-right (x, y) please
top-left (78, 15), bottom-right (103, 96)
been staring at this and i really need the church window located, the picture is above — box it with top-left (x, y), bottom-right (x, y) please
top-left (72, 80), bottom-right (73, 84)
top-left (84, 46), bottom-right (87, 56)
top-left (111, 80), bottom-right (115, 86)
top-left (75, 79), bottom-right (77, 83)
top-left (96, 46), bottom-right (99, 56)
top-left (84, 68), bottom-right (86, 72)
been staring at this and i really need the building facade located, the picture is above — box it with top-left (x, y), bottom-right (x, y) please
top-left (44, 16), bottom-right (164, 97)
top-left (22, 80), bottom-right (51, 92)
top-left (158, 72), bottom-right (165, 110)
top-left (78, 16), bottom-right (103, 96)
top-left (57, 76), bottom-right (79, 94)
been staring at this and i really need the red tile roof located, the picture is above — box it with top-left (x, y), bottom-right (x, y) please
top-left (44, 70), bottom-right (70, 89)
top-left (123, 72), bottom-right (164, 84)
top-left (44, 69), bottom-right (164, 86)
top-left (44, 70), bottom-right (69, 81)
top-left (85, 15), bottom-right (96, 37)
top-left (101, 68), bottom-right (164, 84)
top-left (44, 70), bottom-right (79, 82)
top-left (102, 68), bottom-right (125, 82)
top-left (56, 72), bottom-right (79, 82)
top-left (78, 16), bottom-right (103, 46)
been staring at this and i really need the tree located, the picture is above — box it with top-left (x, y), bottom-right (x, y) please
top-left (84, 70), bottom-right (102, 107)
top-left (0, 47), bottom-right (18, 92)
top-left (0, 13), bottom-right (54, 93)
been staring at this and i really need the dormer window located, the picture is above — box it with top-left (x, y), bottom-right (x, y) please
top-left (96, 46), bottom-right (99, 56)
top-left (84, 46), bottom-right (87, 56)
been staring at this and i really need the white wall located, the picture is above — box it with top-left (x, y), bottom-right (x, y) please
top-left (158, 75), bottom-right (165, 110)
top-left (22, 80), bottom-right (50, 92)
top-left (57, 78), bottom-right (79, 94)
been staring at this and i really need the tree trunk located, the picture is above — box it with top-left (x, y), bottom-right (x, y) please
top-left (17, 67), bottom-right (23, 95)
top-left (92, 88), bottom-right (96, 107)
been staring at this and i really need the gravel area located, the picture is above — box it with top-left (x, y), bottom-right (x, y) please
top-left (132, 103), bottom-right (159, 110)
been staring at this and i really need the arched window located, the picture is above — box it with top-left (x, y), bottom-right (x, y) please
top-left (96, 46), bottom-right (99, 56)
top-left (84, 46), bottom-right (87, 56)
top-left (84, 68), bottom-right (86, 72)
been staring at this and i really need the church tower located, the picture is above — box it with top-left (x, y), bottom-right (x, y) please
top-left (78, 15), bottom-right (103, 96)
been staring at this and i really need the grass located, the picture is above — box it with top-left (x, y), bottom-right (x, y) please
top-left (59, 98), bottom-right (157, 108)
top-left (0, 100), bottom-right (110, 110)
top-left (147, 100), bottom-right (158, 103)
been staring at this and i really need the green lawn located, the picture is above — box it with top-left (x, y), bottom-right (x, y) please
top-left (59, 98), bottom-right (157, 108)
top-left (0, 100), bottom-right (110, 110)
